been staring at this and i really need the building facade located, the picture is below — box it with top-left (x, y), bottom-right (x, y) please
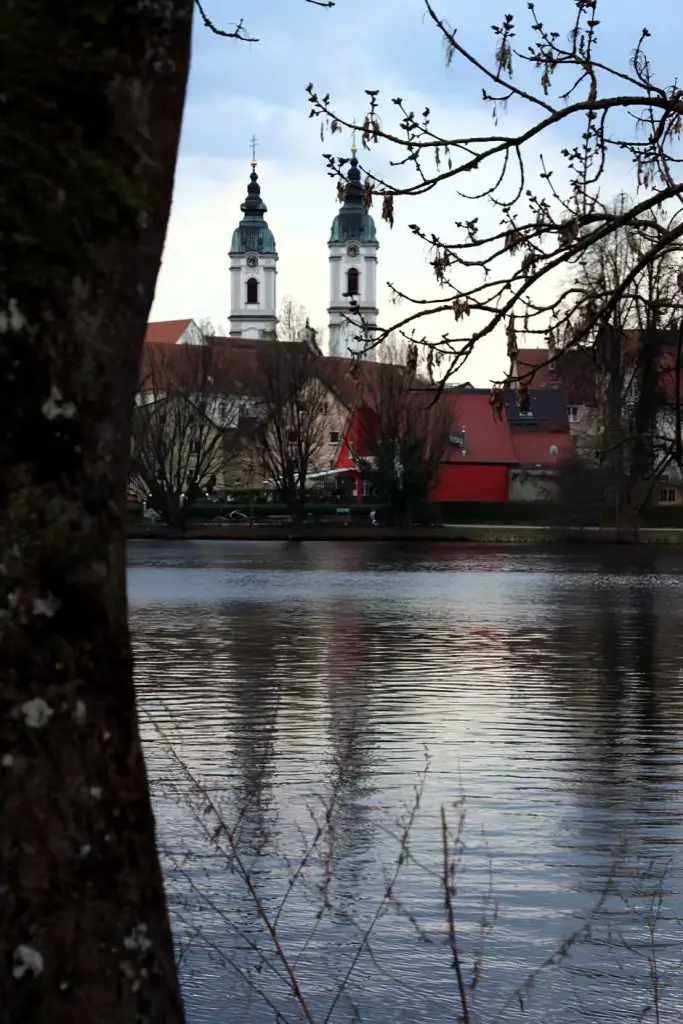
top-left (228, 161), bottom-right (279, 339)
top-left (224, 145), bottom-right (381, 357)
top-left (326, 146), bottom-right (380, 360)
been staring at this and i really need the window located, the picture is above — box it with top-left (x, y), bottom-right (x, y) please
top-left (660, 487), bottom-right (677, 504)
top-left (246, 277), bottom-right (259, 304)
top-left (346, 267), bottom-right (359, 296)
top-left (567, 405), bottom-right (579, 423)
top-left (329, 430), bottom-right (340, 444)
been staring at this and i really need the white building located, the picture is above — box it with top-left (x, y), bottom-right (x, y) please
top-left (226, 147), bottom-right (380, 358)
top-left (327, 145), bottom-right (380, 360)
top-left (228, 160), bottom-right (279, 339)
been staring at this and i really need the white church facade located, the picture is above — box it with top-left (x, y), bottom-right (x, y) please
top-left (227, 148), bottom-right (380, 359)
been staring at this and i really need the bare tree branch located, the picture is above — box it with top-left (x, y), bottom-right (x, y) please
top-left (131, 341), bottom-right (242, 527)
top-left (305, 0), bottom-right (683, 380)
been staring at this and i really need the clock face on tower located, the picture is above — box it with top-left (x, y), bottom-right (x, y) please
top-left (347, 244), bottom-right (359, 257)
top-left (246, 255), bottom-right (258, 267)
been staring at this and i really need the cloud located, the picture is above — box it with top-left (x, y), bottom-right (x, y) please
top-left (152, 0), bottom-right (669, 385)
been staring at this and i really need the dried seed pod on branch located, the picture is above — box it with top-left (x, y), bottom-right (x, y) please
top-left (306, 1), bottom-right (683, 386)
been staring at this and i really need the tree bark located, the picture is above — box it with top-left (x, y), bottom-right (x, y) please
top-left (1, 3), bottom-right (192, 1021)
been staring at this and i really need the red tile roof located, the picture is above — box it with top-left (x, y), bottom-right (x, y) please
top-left (519, 332), bottom-right (683, 408)
top-left (438, 389), bottom-right (518, 464)
top-left (315, 356), bottom-right (405, 410)
top-left (516, 347), bottom-right (597, 406)
top-left (139, 341), bottom-right (217, 392)
top-left (144, 319), bottom-right (193, 344)
top-left (337, 388), bottom-right (521, 466)
top-left (511, 431), bottom-right (574, 466)
top-left (337, 384), bottom-right (577, 469)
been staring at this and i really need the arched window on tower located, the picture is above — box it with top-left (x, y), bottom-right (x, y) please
top-left (346, 267), bottom-right (360, 297)
top-left (246, 277), bottom-right (259, 304)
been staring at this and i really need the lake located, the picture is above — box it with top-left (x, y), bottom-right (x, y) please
top-left (129, 540), bottom-right (683, 1024)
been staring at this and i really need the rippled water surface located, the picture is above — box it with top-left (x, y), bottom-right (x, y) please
top-left (129, 540), bottom-right (683, 1023)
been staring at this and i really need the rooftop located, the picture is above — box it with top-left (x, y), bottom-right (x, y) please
top-left (230, 164), bottom-right (277, 256)
top-left (329, 152), bottom-right (377, 246)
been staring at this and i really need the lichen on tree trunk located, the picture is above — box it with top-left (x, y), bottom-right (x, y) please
top-left (0, 3), bottom-right (192, 1021)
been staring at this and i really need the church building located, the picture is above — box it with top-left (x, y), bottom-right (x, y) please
top-left (227, 144), bottom-right (380, 359)
top-left (326, 143), bottom-right (380, 359)
top-left (228, 157), bottom-right (279, 340)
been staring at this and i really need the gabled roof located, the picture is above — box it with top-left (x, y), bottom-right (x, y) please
top-left (511, 431), bottom-right (574, 466)
top-left (339, 385), bottom-right (569, 467)
top-left (438, 389), bottom-right (518, 464)
top-left (313, 356), bottom-right (414, 411)
top-left (144, 319), bottom-right (194, 344)
top-left (516, 347), bottom-right (598, 406)
top-left (139, 341), bottom-right (214, 392)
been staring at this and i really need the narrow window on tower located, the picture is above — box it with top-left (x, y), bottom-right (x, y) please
top-left (246, 277), bottom-right (259, 304)
top-left (346, 267), bottom-right (360, 297)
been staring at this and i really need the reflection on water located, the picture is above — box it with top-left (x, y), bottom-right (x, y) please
top-left (129, 540), bottom-right (683, 1023)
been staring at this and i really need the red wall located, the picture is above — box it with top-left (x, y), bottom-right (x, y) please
top-left (336, 408), bottom-right (511, 503)
top-left (432, 463), bottom-right (510, 503)
top-left (335, 407), bottom-right (377, 471)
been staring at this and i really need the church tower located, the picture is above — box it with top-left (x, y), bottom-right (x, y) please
top-left (229, 156), bottom-right (278, 339)
top-left (327, 145), bottom-right (379, 359)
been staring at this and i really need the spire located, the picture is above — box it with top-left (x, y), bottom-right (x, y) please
top-left (240, 167), bottom-right (267, 216)
top-left (341, 148), bottom-right (363, 208)
top-left (329, 144), bottom-right (377, 244)
top-left (230, 157), bottom-right (276, 255)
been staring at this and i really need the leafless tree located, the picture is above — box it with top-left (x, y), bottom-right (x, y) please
top-left (278, 297), bottom-right (309, 342)
top-left (278, 297), bottom-right (325, 353)
top-left (308, 2), bottom-right (683, 379)
top-left (2, 2), bottom-right (332, 1021)
top-left (558, 195), bottom-right (683, 506)
top-left (197, 316), bottom-right (227, 337)
top-left (130, 343), bottom-right (241, 527)
top-left (353, 361), bottom-right (452, 525)
top-left (254, 343), bottom-right (329, 517)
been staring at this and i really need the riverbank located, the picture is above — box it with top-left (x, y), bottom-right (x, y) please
top-left (127, 522), bottom-right (683, 544)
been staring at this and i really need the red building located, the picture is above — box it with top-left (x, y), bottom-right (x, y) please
top-left (334, 385), bottom-right (574, 503)
top-left (431, 390), bottom-right (517, 502)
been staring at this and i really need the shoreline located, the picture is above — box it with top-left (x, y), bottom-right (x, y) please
top-left (126, 523), bottom-right (683, 545)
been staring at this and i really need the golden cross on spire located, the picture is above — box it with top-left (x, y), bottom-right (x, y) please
top-left (351, 119), bottom-right (358, 155)
top-left (250, 134), bottom-right (258, 167)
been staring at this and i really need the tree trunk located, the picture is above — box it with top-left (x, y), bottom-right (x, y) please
top-left (1, 3), bottom-right (192, 1022)
top-left (630, 327), bottom-right (659, 497)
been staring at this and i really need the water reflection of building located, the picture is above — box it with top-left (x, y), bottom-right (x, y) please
top-left (503, 558), bottom-right (683, 881)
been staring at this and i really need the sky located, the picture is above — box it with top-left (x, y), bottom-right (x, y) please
top-left (150, 0), bottom-right (679, 385)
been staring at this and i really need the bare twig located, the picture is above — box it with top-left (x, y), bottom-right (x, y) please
top-left (194, 1), bottom-right (258, 41)
top-left (440, 805), bottom-right (471, 1024)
